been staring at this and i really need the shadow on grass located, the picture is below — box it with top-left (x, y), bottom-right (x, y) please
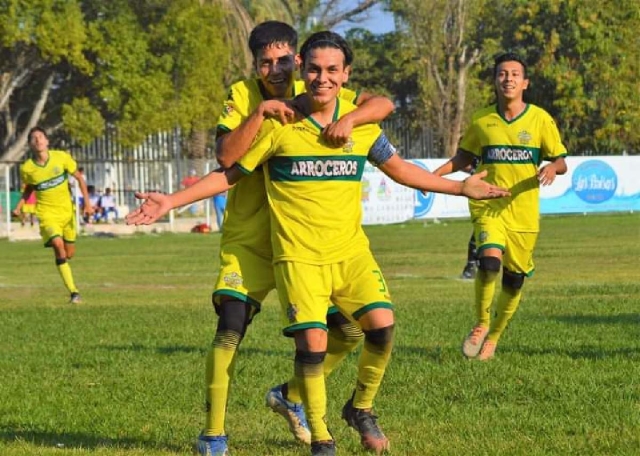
top-left (551, 313), bottom-right (640, 325)
top-left (500, 344), bottom-right (640, 360)
top-left (99, 344), bottom-right (291, 358)
top-left (0, 426), bottom-right (185, 453)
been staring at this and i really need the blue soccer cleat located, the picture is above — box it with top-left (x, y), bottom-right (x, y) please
top-left (266, 384), bottom-right (311, 444)
top-left (197, 433), bottom-right (229, 456)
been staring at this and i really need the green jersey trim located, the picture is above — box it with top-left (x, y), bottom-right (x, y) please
top-left (267, 155), bottom-right (367, 182)
top-left (306, 98), bottom-right (341, 131)
top-left (212, 289), bottom-right (262, 308)
top-left (34, 172), bottom-right (68, 191)
top-left (496, 103), bottom-right (530, 124)
top-left (353, 302), bottom-right (394, 320)
top-left (283, 322), bottom-right (328, 337)
top-left (482, 145), bottom-right (541, 165)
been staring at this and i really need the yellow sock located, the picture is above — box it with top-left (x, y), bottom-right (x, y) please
top-left (487, 286), bottom-right (523, 342)
top-left (57, 261), bottom-right (78, 293)
top-left (203, 331), bottom-right (240, 436)
top-left (353, 326), bottom-right (393, 410)
top-left (475, 269), bottom-right (499, 327)
top-left (286, 320), bottom-right (363, 404)
top-left (296, 354), bottom-right (331, 442)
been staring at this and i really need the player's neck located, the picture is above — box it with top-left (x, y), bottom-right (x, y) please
top-left (307, 98), bottom-right (337, 127)
top-left (33, 149), bottom-right (49, 165)
top-left (498, 99), bottom-right (527, 121)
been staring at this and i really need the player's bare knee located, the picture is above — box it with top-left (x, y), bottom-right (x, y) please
top-left (502, 269), bottom-right (526, 290)
top-left (363, 325), bottom-right (395, 354)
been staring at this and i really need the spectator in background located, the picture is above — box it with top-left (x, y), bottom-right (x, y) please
top-left (99, 187), bottom-right (119, 223)
top-left (181, 169), bottom-right (200, 215)
top-left (85, 185), bottom-right (101, 224)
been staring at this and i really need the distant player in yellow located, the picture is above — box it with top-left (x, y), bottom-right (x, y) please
top-left (201, 21), bottom-right (396, 455)
top-left (13, 127), bottom-right (92, 304)
top-left (434, 51), bottom-right (568, 361)
top-left (126, 31), bottom-right (508, 456)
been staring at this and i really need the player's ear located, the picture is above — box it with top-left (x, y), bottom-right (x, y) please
top-left (343, 65), bottom-right (351, 83)
top-left (294, 53), bottom-right (302, 69)
top-left (523, 77), bottom-right (530, 90)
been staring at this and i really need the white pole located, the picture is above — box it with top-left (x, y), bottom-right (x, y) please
top-left (205, 162), bottom-right (211, 228)
top-left (4, 165), bottom-right (11, 239)
top-left (167, 162), bottom-right (174, 232)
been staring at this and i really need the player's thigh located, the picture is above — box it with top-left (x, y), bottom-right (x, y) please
top-left (273, 261), bottom-right (332, 336)
top-left (62, 212), bottom-right (77, 244)
top-left (213, 246), bottom-right (274, 309)
top-left (503, 230), bottom-right (538, 276)
top-left (38, 215), bottom-right (64, 247)
top-left (474, 217), bottom-right (507, 257)
top-left (331, 251), bottom-right (394, 327)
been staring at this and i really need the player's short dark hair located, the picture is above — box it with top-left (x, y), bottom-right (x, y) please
top-left (28, 126), bottom-right (48, 141)
top-left (493, 51), bottom-right (528, 78)
top-left (248, 21), bottom-right (297, 58)
top-left (299, 31), bottom-right (354, 67)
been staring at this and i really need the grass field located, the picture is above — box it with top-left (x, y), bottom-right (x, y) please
top-left (1, 213), bottom-right (639, 456)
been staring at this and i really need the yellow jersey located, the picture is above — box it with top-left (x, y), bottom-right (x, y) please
top-left (19, 150), bottom-right (77, 218)
top-left (460, 104), bottom-right (567, 232)
top-left (237, 98), bottom-right (384, 265)
top-left (216, 78), bottom-right (360, 256)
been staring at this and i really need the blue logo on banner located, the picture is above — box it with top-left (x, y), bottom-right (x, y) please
top-left (572, 160), bottom-right (617, 204)
top-left (412, 160), bottom-right (435, 217)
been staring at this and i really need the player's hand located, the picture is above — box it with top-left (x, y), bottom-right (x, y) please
top-left (462, 170), bottom-right (511, 200)
top-left (260, 100), bottom-right (296, 124)
top-left (83, 205), bottom-right (94, 217)
top-left (125, 192), bottom-right (172, 225)
top-left (538, 164), bottom-right (557, 186)
top-left (322, 116), bottom-right (354, 147)
top-left (11, 208), bottom-right (20, 217)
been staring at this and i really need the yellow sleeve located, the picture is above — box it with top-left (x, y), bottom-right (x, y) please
top-left (540, 112), bottom-right (567, 159)
top-left (338, 87), bottom-right (359, 104)
top-left (216, 81), bottom-right (251, 133)
top-left (459, 122), bottom-right (482, 157)
top-left (237, 121), bottom-right (281, 174)
top-left (64, 151), bottom-right (78, 174)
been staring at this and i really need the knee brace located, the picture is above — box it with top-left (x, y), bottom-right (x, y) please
top-left (502, 269), bottom-right (526, 290)
top-left (478, 256), bottom-right (501, 273)
top-left (216, 300), bottom-right (251, 337)
top-left (295, 350), bottom-right (326, 377)
top-left (55, 258), bottom-right (67, 266)
top-left (363, 325), bottom-right (395, 354)
top-left (327, 311), bottom-right (364, 344)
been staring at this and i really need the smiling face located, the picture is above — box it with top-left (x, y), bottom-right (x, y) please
top-left (494, 60), bottom-right (529, 103)
top-left (254, 42), bottom-right (299, 98)
top-left (301, 46), bottom-right (350, 109)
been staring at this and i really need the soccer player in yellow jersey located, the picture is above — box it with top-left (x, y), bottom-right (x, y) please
top-left (126, 32), bottom-right (508, 456)
top-left (434, 52), bottom-right (568, 361)
top-left (199, 21), bottom-right (396, 455)
top-left (13, 127), bottom-right (92, 304)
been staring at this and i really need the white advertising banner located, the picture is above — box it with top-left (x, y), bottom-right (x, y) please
top-left (360, 156), bottom-right (640, 224)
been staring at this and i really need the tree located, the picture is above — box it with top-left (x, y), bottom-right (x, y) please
top-left (389, 0), bottom-right (486, 157)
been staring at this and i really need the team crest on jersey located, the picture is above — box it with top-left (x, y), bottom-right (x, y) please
top-left (518, 130), bottom-right (532, 145)
top-left (478, 231), bottom-right (489, 243)
top-left (286, 303), bottom-right (298, 323)
top-left (53, 166), bottom-right (62, 175)
top-left (342, 137), bottom-right (354, 153)
top-left (223, 272), bottom-right (243, 288)
top-left (222, 104), bottom-right (234, 118)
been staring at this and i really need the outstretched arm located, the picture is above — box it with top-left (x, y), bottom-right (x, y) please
top-left (125, 167), bottom-right (243, 225)
top-left (216, 100), bottom-right (294, 168)
top-left (322, 92), bottom-right (395, 147)
top-left (71, 169), bottom-right (93, 217)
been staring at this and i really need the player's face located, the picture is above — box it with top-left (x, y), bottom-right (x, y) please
top-left (254, 43), bottom-right (299, 98)
top-left (29, 130), bottom-right (49, 153)
top-left (301, 47), bottom-right (350, 107)
top-left (495, 60), bottom-right (529, 102)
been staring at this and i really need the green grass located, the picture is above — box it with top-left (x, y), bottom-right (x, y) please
top-left (1, 213), bottom-right (639, 455)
